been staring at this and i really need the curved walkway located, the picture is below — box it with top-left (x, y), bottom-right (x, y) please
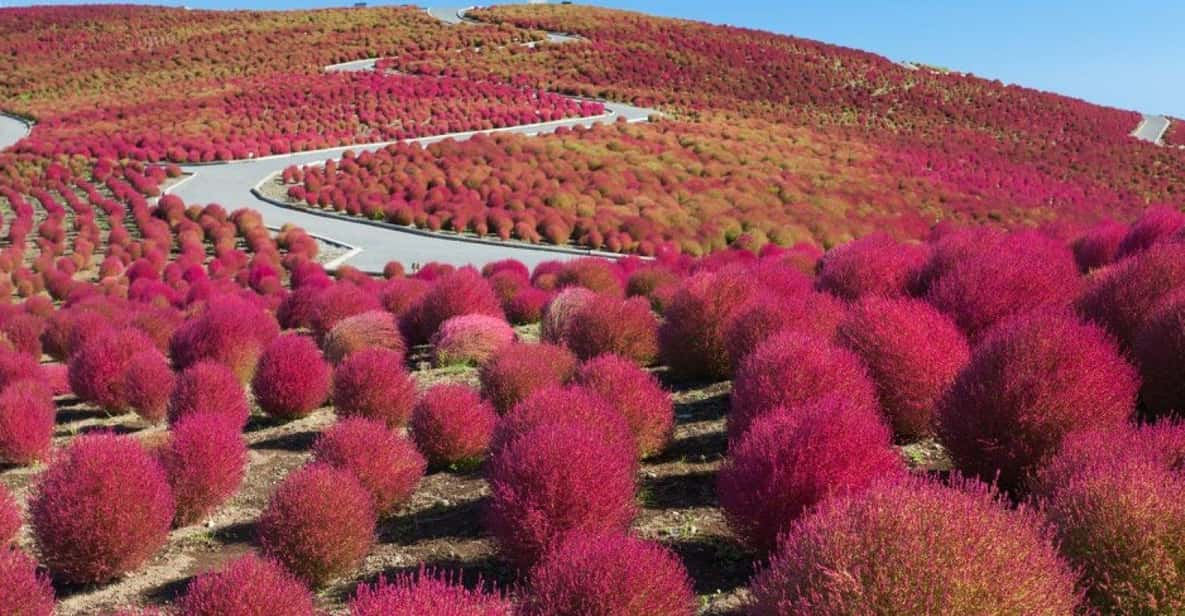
top-left (1133, 114), bottom-right (1171, 145)
top-left (167, 8), bottom-right (658, 271)
top-left (0, 113), bottom-right (32, 152)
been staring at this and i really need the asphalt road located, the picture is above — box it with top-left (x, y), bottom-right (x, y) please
top-left (0, 114), bottom-right (30, 152)
top-left (1133, 114), bottom-right (1170, 144)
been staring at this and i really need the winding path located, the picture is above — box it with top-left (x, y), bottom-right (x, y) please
top-left (0, 113), bottom-right (31, 152)
top-left (1133, 114), bottom-right (1171, 145)
top-left (165, 6), bottom-right (656, 272)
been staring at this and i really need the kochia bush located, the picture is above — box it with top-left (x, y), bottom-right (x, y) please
top-left (176, 554), bottom-right (317, 616)
top-left (1076, 242), bottom-right (1185, 348)
top-left (168, 360), bottom-right (250, 429)
top-left (322, 309), bottom-right (405, 364)
top-left (332, 347), bottom-right (417, 428)
top-left (722, 290), bottom-right (846, 370)
top-left (1133, 289), bottom-right (1185, 415)
top-left (815, 233), bottom-right (927, 301)
top-left (0, 484), bottom-right (19, 545)
top-left (430, 314), bottom-right (515, 366)
top-left (159, 413), bottom-right (247, 526)
top-left (410, 384), bottom-right (498, 468)
top-left (479, 342), bottom-right (579, 413)
top-left (1071, 219), bottom-right (1127, 272)
top-left (539, 286), bottom-right (594, 346)
top-left (252, 334), bottom-right (331, 420)
top-left (576, 354), bottom-right (674, 458)
top-left (312, 418), bottom-right (426, 516)
top-left (69, 327), bottom-right (165, 413)
top-left (0, 547), bottom-right (54, 616)
top-left (402, 269), bottom-right (504, 344)
top-left (124, 349), bottom-right (176, 423)
top-left (492, 385), bottom-right (635, 459)
top-left (0, 378), bottom-right (55, 465)
top-left (349, 568), bottom-right (513, 616)
top-left (564, 295), bottom-right (659, 365)
top-left (170, 295), bottom-right (279, 381)
top-left (659, 269), bottom-right (757, 380)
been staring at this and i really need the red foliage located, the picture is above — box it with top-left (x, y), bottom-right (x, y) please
top-left (332, 347), bottom-right (417, 429)
top-left (523, 533), bottom-right (696, 616)
top-left (659, 269), bottom-right (757, 380)
top-left (379, 277), bottom-right (430, 318)
top-left (722, 290), bottom-right (846, 370)
top-left (322, 309), bottom-right (405, 365)
top-left (576, 354), bottom-right (674, 458)
top-left (430, 314), bottom-right (516, 367)
top-left (1077, 243), bottom-right (1185, 348)
top-left (717, 397), bottom-right (904, 553)
top-left (159, 413), bottom-right (248, 526)
top-left (937, 311), bottom-right (1138, 491)
top-left (0, 348), bottom-right (43, 391)
top-left (505, 287), bottom-right (552, 325)
top-left (557, 258), bottom-right (625, 296)
top-left (815, 233), bottom-right (926, 301)
top-left (125, 350), bottom-right (176, 423)
top-left (0, 484), bottom-right (19, 545)
top-left (350, 568), bottom-right (513, 616)
top-left (730, 330), bottom-right (879, 444)
top-left (312, 418), bottom-right (426, 516)
top-left (258, 464), bottom-right (376, 586)
top-left (1115, 205), bottom-right (1185, 259)
top-left (485, 422), bottom-right (636, 566)
top-left (748, 477), bottom-right (1080, 614)
top-left (1134, 289), bottom-right (1185, 415)
top-left (170, 296), bottom-right (280, 381)
top-left (310, 282), bottom-right (381, 341)
top-left (29, 433), bottom-right (175, 583)
top-left (0, 547), bottom-right (54, 616)
top-left (252, 334), bottom-right (331, 420)
top-left (0, 379), bottom-right (54, 465)
top-left (564, 295), bottom-right (658, 365)
top-left (411, 384), bottom-right (498, 468)
top-left (1071, 219), bottom-right (1128, 272)
top-left (167, 360), bottom-right (250, 429)
top-left (0, 313), bottom-right (45, 357)
top-left (479, 343), bottom-right (579, 413)
top-left (402, 269), bottom-right (504, 344)
top-left (540, 286), bottom-right (595, 345)
top-left (492, 385), bottom-right (635, 459)
top-left (176, 554), bottom-right (317, 616)
top-left (69, 327), bottom-right (165, 413)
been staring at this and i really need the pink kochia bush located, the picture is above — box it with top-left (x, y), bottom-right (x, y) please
top-left (159, 413), bottom-right (248, 526)
top-left (485, 422), bottom-right (636, 566)
top-left (835, 296), bottom-right (970, 440)
top-left (729, 330), bottom-right (879, 444)
top-left (430, 314), bottom-right (515, 367)
top-left (1115, 204), bottom-right (1185, 259)
top-left (524, 533), bottom-right (696, 616)
top-left (659, 269), bottom-right (757, 380)
top-left (479, 342), bottom-right (579, 413)
top-left (748, 477), bottom-right (1081, 615)
top-left (1071, 219), bottom-right (1127, 272)
top-left (332, 347), bottom-right (417, 428)
top-left (492, 385), bottom-right (635, 459)
top-left (176, 554), bottom-right (317, 616)
top-left (69, 327), bottom-right (170, 414)
top-left (0, 484), bottom-right (19, 545)
top-left (722, 290), bottom-right (846, 370)
top-left (309, 282), bottom-right (381, 341)
top-left (815, 233), bottom-right (927, 301)
top-left (410, 384), bottom-right (498, 468)
top-left (252, 334), bottom-right (331, 420)
top-left (349, 568), bottom-right (513, 616)
top-left (564, 295), bottom-right (659, 365)
top-left (258, 464), bottom-right (376, 586)
top-left (170, 295), bottom-right (280, 381)
top-left (718, 396), bottom-right (905, 553)
top-left (0, 547), bottom-right (55, 616)
top-left (312, 418), bottom-right (426, 516)
top-left (1134, 289), bottom-right (1185, 415)
top-left (0, 378), bottom-right (55, 465)
top-left (124, 350), bottom-right (176, 423)
top-left (29, 433), bottom-right (175, 583)
top-left (1076, 242), bottom-right (1185, 348)
top-left (168, 360), bottom-right (250, 429)
top-left (540, 286), bottom-right (595, 346)
top-left (403, 269), bottom-right (504, 344)
top-left (322, 309), bottom-right (405, 365)
top-left (1032, 424), bottom-right (1185, 614)
top-left (576, 354), bottom-right (674, 458)
top-left (937, 311), bottom-right (1138, 492)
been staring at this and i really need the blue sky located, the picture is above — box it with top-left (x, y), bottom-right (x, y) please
top-left (8, 0), bottom-right (1182, 117)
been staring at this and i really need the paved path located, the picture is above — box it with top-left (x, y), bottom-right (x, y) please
top-left (0, 113), bottom-right (31, 152)
top-left (1133, 114), bottom-right (1170, 145)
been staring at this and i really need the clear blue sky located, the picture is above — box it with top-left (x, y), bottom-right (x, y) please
top-left (8, 0), bottom-right (1183, 117)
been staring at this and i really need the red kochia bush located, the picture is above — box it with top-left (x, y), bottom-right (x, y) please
top-left (1134, 289), bottom-right (1185, 415)
top-left (524, 533), bottom-right (696, 616)
top-left (312, 418), bottom-right (426, 516)
top-left (69, 327), bottom-right (165, 413)
top-left (309, 282), bottom-right (381, 341)
top-left (168, 360), bottom-right (250, 429)
top-left (322, 309), bottom-right (405, 365)
top-left (430, 314), bottom-right (515, 366)
top-left (176, 554), bottom-right (317, 616)
top-left (659, 269), bottom-right (757, 380)
top-left (159, 413), bottom-right (247, 526)
top-left (124, 350), bottom-right (175, 423)
top-left (332, 347), bottom-right (417, 428)
top-left (170, 295), bottom-right (280, 381)
top-left (564, 295), bottom-right (658, 365)
top-left (576, 354), bottom-right (674, 458)
top-left (492, 385), bottom-right (635, 459)
top-left (1077, 243), bottom-right (1185, 348)
top-left (1072, 219), bottom-right (1128, 272)
top-left (748, 477), bottom-right (1080, 615)
top-left (730, 330), bottom-right (879, 444)
top-left (815, 233), bottom-right (927, 301)
top-left (29, 433), bottom-right (175, 583)
top-left (722, 290), bottom-right (846, 370)
top-left (836, 296), bottom-right (970, 440)
top-left (1116, 204), bottom-right (1185, 259)
top-left (0, 547), bottom-right (54, 616)
top-left (485, 422), bottom-right (636, 566)
top-left (0, 484), bottom-right (19, 545)
top-left (252, 334), bottom-right (331, 420)
top-left (0, 348), bottom-right (44, 391)
top-left (411, 384), bottom-right (498, 468)
top-left (937, 311), bottom-right (1138, 492)
top-left (718, 397), bottom-right (904, 553)
top-left (258, 464), bottom-right (376, 586)
top-left (557, 258), bottom-right (624, 297)
top-left (479, 343), bottom-right (579, 413)
top-left (539, 286), bottom-right (595, 345)
top-left (350, 568), bottom-right (513, 616)
top-left (0, 379), bottom-right (54, 465)
top-left (402, 269), bottom-right (504, 344)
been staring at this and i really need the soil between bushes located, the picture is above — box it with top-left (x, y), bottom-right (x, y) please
top-left (1, 323), bottom-right (949, 615)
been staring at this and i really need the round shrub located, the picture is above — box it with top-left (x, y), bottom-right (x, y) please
top-left (0, 313), bottom-right (45, 357)
top-left (276, 285), bottom-right (324, 331)
top-left (159, 413), bottom-right (247, 526)
top-left (937, 311), bottom-right (1138, 492)
top-left (718, 397), bottom-right (904, 553)
top-left (479, 343), bottom-right (578, 414)
top-left (730, 330), bottom-right (879, 444)
top-left (835, 296), bottom-right (970, 440)
top-left (1077, 243), bottom-right (1185, 348)
top-left (557, 258), bottom-right (624, 297)
top-left (1133, 289), bottom-right (1185, 415)
top-left (379, 277), bottom-right (430, 318)
top-left (431, 314), bottom-right (515, 367)
top-left (815, 233), bottom-right (927, 301)
top-left (0, 379), bottom-right (54, 465)
top-left (170, 295), bottom-right (279, 381)
top-left (1072, 219), bottom-right (1127, 272)
top-left (125, 350), bottom-right (176, 423)
top-left (252, 334), bottom-right (331, 420)
top-left (29, 433), bottom-right (175, 583)
top-left (410, 384), bottom-right (498, 468)
top-left (167, 360), bottom-right (250, 429)
top-left (332, 347), bottom-right (416, 428)
top-left (322, 309), bottom-right (405, 365)
top-left (659, 269), bottom-right (757, 380)
top-left (748, 477), bottom-right (1081, 615)
top-left (402, 269), bottom-right (503, 344)
top-left (576, 354), bottom-right (673, 458)
top-left (564, 295), bottom-right (658, 365)
top-left (0, 348), bottom-right (44, 391)
top-left (69, 327), bottom-right (162, 413)
top-left (258, 463), bottom-right (376, 586)
top-left (312, 418), bottom-right (426, 516)
top-left (176, 554), bottom-right (317, 616)
top-left (0, 484), bottom-right (19, 545)
top-left (524, 533), bottom-right (696, 616)
top-left (722, 290), bottom-right (846, 370)
top-left (309, 282), bottom-right (381, 341)
top-left (492, 385), bottom-right (635, 459)
top-left (539, 286), bottom-right (594, 345)
top-left (350, 568), bottom-right (513, 616)
top-left (505, 287), bottom-right (551, 325)
top-left (1116, 205), bottom-right (1185, 259)
top-left (0, 547), bottom-right (54, 616)
top-left (485, 422), bottom-right (636, 566)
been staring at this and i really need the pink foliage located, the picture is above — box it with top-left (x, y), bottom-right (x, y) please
top-left (576, 354), bottom-right (674, 458)
top-left (1077, 243), bottom-right (1185, 348)
top-left (312, 418), bottom-right (426, 516)
top-left (564, 295), bottom-right (658, 365)
top-left (722, 290), bottom-right (846, 370)
top-left (815, 233), bottom-right (927, 301)
top-left (332, 347), bottom-right (417, 428)
top-left (0, 547), bottom-right (54, 616)
top-left (402, 269), bottom-right (504, 344)
top-left (349, 568), bottom-right (513, 616)
top-left (322, 309), bottom-right (405, 365)
top-left (479, 343), bottom-right (579, 413)
top-left (430, 314), bottom-right (516, 366)
top-left (492, 385), bottom-right (635, 459)
top-left (170, 295), bottom-right (280, 381)
top-left (168, 360), bottom-right (250, 429)
top-left (411, 384), bottom-right (498, 468)
top-left (252, 334), bottom-right (331, 420)
top-left (176, 555), bottom-right (317, 616)
top-left (1134, 289), bottom-right (1185, 415)
top-left (659, 269), bottom-right (757, 380)
top-left (0, 379), bottom-right (54, 465)
top-left (159, 413), bottom-right (247, 526)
